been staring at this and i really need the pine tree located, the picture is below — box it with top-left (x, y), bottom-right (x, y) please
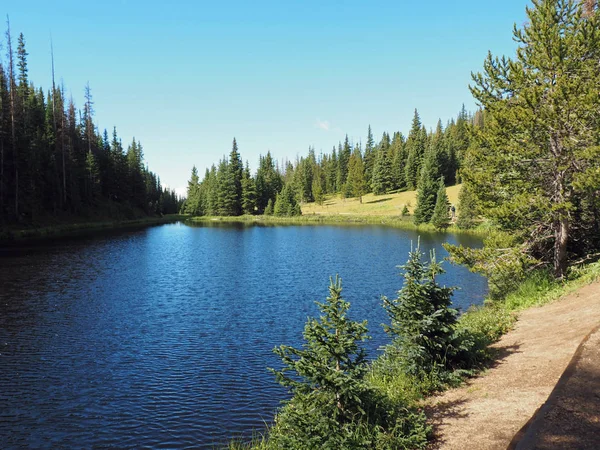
top-left (468, 0), bottom-right (600, 278)
top-left (346, 146), bottom-right (366, 202)
top-left (264, 197), bottom-right (274, 215)
top-left (431, 177), bottom-right (451, 230)
top-left (383, 243), bottom-right (458, 378)
top-left (273, 183), bottom-right (301, 217)
top-left (270, 276), bottom-right (371, 447)
top-left (228, 137), bottom-right (243, 216)
top-left (456, 183), bottom-right (478, 229)
top-left (255, 151), bottom-right (282, 213)
top-left (363, 125), bottom-right (375, 191)
top-left (241, 161), bottom-right (256, 215)
top-left (391, 131), bottom-right (406, 190)
top-left (185, 166), bottom-right (201, 215)
top-left (404, 109), bottom-right (426, 190)
top-left (414, 127), bottom-right (447, 225)
top-left (371, 133), bottom-right (393, 195)
top-left (216, 157), bottom-right (237, 216)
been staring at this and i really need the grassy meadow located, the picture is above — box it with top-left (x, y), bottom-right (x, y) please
top-left (301, 185), bottom-right (462, 217)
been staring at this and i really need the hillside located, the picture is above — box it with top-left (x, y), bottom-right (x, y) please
top-left (301, 185), bottom-right (462, 217)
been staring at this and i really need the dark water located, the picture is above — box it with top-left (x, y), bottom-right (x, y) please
top-left (0, 222), bottom-right (487, 448)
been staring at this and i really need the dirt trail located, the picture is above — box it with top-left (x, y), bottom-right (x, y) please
top-left (424, 281), bottom-right (600, 450)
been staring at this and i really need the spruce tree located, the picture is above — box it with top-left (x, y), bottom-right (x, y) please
top-left (431, 177), bottom-right (451, 230)
top-left (241, 161), bottom-right (256, 215)
top-left (456, 183), bottom-right (478, 229)
top-left (404, 109), bottom-right (425, 190)
top-left (383, 243), bottom-right (458, 378)
top-left (270, 276), bottom-right (371, 447)
top-left (264, 197), bottom-right (274, 215)
top-left (346, 147), bottom-right (366, 202)
top-left (228, 138), bottom-right (243, 216)
top-left (363, 125), bottom-right (375, 191)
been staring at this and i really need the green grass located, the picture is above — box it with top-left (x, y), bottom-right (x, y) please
top-left (302, 185), bottom-right (462, 217)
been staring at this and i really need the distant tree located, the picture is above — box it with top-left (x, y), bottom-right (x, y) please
top-left (184, 166), bottom-right (201, 216)
top-left (456, 184), bottom-right (478, 229)
top-left (431, 177), bottom-right (451, 230)
top-left (241, 161), bottom-right (256, 215)
top-left (391, 131), bottom-right (407, 190)
top-left (371, 133), bottom-right (393, 195)
top-left (311, 174), bottom-right (324, 205)
top-left (264, 197), bottom-right (274, 216)
top-left (228, 138), bottom-right (243, 215)
top-left (255, 151), bottom-right (282, 213)
top-left (346, 146), bottom-right (366, 202)
top-left (363, 125), bottom-right (375, 191)
top-left (274, 183), bottom-right (301, 217)
top-left (405, 109), bottom-right (426, 190)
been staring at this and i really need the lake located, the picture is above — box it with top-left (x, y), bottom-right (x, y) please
top-left (0, 221), bottom-right (487, 448)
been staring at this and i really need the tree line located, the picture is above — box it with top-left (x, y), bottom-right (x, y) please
top-left (0, 21), bottom-right (182, 225)
top-left (184, 107), bottom-right (483, 221)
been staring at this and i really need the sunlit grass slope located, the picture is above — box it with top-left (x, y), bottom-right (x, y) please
top-left (301, 184), bottom-right (461, 216)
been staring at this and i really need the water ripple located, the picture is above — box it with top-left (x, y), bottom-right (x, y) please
top-left (0, 223), bottom-right (487, 448)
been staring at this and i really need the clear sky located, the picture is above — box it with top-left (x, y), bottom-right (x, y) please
top-left (4, 0), bottom-right (529, 196)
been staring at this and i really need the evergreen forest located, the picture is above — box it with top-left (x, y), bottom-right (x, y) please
top-left (183, 107), bottom-right (480, 219)
top-left (0, 21), bottom-right (182, 226)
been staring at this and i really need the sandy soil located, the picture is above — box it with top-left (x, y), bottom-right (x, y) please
top-left (424, 281), bottom-right (600, 450)
top-left (514, 326), bottom-right (600, 449)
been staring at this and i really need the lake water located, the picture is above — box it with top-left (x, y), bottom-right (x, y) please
top-left (0, 222), bottom-right (487, 448)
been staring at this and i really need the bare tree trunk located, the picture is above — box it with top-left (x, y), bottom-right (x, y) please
top-left (554, 215), bottom-right (569, 279)
top-left (6, 16), bottom-right (17, 220)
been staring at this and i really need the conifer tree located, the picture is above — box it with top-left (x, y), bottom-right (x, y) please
top-left (346, 146), bottom-right (366, 202)
top-left (264, 197), bottom-right (274, 215)
top-left (185, 166), bottom-right (201, 215)
top-left (241, 161), bottom-right (256, 215)
top-left (431, 177), bottom-right (451, 230)
top-left (383, 243), bottom-right (458, 378)
top-left (391, 131), bottom-right (406, 190)
top-left (468, 0), bottom-right (600, 278)
top-left (228, 138), bottom-right (243, 215)
top-left (255, 151), bottom-right (282, 213)
top-left (363, 125), bottom-right (375, 191)
top-left (404, 109), bottom-right (426, 190)
top-left (456, 183), bottom-right (478, 229)
top-left (371, 133), bottom-right (393, 195)
top-left (270, 276), bottom-right (370, 446)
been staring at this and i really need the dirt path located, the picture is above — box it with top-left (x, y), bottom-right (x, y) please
top-left (424, 281), bottom-right (600, 450)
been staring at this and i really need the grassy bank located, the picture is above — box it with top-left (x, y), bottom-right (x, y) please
top-left (0, 214), bottom-right (187, 244)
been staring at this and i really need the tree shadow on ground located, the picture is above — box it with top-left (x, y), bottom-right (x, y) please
top-left (423, 398), bottom-right (469, 449)
top-left (364, 197), bottom-right (393, 204)
top-left (484, 343), bottom-right (523, 370)
top-left (423, 343), bottom-right (522, 449)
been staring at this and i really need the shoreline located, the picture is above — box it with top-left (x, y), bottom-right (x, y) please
top-left (0, 214), bottom-right (187, 245)
top-left (188, 213), bottom-right (490, 237)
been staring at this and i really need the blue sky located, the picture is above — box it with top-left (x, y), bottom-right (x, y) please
top-left (5, 1), bottom-right (529, 195)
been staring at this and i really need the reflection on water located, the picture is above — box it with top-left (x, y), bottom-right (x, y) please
top-left (0, 222), bottom-right (487, 448)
